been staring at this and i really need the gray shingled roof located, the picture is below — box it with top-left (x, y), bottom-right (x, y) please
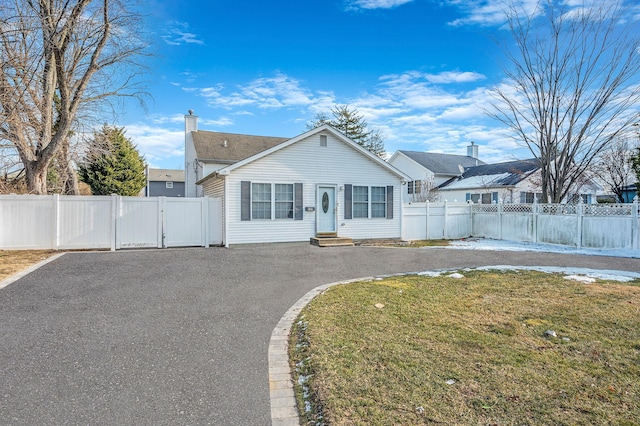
top-left (147, 168), bottom-right (184, 182)
top-left (461, 158), bottom-right (539, 184)
top-left (399, 150), bottom-right (485, 175)
top-left (439, 158), bottom-right (540, 189)
top-left (192, 131), bottom-right (289, 163)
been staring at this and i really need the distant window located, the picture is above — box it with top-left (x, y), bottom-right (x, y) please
top-left (166, 181), bottom-right (174, 189)
top-left (520, 192), bottom-right (542, 203)
top-left (407, 181), bottom-right (423, 195)
top-left (320, 135), bottom-right (327, 147)
top-left (467, 193), bottom-right (495, 204)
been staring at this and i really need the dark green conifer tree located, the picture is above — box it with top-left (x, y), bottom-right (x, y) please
top-left (78, 126), bottom-right (146, 196)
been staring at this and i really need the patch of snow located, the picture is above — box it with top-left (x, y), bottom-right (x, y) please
top-left (417, 271), bottom-right (444, 277)
top-left (448, 273), bottom-right (465, 279)
top-left (470, 265), bottom-right (640, 282)
top-left (448, 238), bottom-right (640, 259)
top-left (564, 275), bottom-right (596, 283)
top-left (442, 173), bottom-right (513, 190)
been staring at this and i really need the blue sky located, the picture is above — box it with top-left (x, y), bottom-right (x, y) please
top-left (118, 0), bottom-right (619, 169)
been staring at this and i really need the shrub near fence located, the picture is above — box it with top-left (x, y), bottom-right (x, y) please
top-left (403, 199), bottom-right (640, 250)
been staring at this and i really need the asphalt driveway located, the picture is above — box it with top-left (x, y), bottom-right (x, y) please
top-left (1, 244), bottom-right (639, 425)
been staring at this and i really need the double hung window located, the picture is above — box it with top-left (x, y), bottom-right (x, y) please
top-left (241, 181), bottom-right (303, 221)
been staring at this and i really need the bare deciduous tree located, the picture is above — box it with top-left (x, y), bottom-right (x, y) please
top-left (490, 1), bottom-right (640, 203)
top-left (592, 137), bottom-right (638, 203)
top-left (0, 0), bottom-right (147, 194)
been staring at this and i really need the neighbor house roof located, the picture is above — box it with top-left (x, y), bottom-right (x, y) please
top-left (192, 130), bottom-right (289, 163)
top-left (439, 158), bottom-right (540, 190)
top-left (147, 168), bottom-right (185, 182)
top-left (397, 150), bottom-right (485, 176)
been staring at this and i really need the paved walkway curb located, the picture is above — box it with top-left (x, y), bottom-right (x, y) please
top-left (268, 276), bottom-right (375, 425)
top-left (0, 252), bottom-right (65, 290)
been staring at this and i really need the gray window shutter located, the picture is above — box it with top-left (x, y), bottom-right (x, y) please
top-left (520, 192), bottom-right (526, 203)
top-left (386, 185), bottom-right (393, 219)
top-left (492, 192), bottom-right (499, 203)
top-left (294, 183), bottom-right (303, 220)
top-left (344, 184), bottom-right (352, 219)
top-left (241, 181), bottom-right (251, 221)
top-left (465, 193), bottom-right (471, 202)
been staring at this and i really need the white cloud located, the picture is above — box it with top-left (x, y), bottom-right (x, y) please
top-left (162, 22), bottom-right (204, 46)
top-left (196, 73), bottom-right (334, 111)
top-left (424, 71), bottom-right (486, 84)
top-left (446, 0), bottom-right (541, 27)
top-left (346, 0), bottom-right (414, 11)
top-left (124, 124), bottom-right (185, 166)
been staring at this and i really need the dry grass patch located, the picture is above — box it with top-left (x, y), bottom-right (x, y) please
top-left (290, 270), bottom-right (640, 425)
top-left (0, 250), bottom-right (58, 282)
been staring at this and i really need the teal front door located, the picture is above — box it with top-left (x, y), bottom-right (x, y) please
top-left (317, 185), bottom-right (336, 235)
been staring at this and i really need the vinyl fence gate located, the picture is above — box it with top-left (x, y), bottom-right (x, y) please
top-left (0, 195), bottom-right (223, 251)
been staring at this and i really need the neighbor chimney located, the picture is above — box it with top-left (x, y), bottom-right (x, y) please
top-left (467, 141), bottom-right (478, 159)
top-left (185, 109), bottom-right (198, 133)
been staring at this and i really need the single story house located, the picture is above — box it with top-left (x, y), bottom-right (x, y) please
top-left (186, 114), bottom-right (410, 246)
top-left (145, 168), bottom-right (185, 197)
top-left (437, 158), bottom-right (600, 203)
top-left (387, 143), bottom-right (485, 202)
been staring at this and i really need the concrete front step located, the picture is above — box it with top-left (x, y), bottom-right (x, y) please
top-left (310, 236), bottom-right (354, 247)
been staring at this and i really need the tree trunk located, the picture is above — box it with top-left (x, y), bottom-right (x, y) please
top-left (24, 161), bottom-right (49, 195)
top-left (65, 162), bottom-right (80, 195)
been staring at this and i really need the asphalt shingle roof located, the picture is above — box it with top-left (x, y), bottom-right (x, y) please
top-left (399, 150), bottom-right (485, 175)
top-left (192, 131), bottom-right (289, 163)
top-left (440, 158), bottom-right (540, 189)
top-left (147, 168), bottom-right (185, 182)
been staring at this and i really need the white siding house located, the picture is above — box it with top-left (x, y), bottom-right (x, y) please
top-left (437, 158), bottom-right (601, 204)
top-left (197, 124), bottom-right (410, 245)
top-left (388, 145), bottom-right (484, 202)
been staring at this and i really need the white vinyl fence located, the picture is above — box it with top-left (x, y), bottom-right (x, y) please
top-left (403, 199), bottom-right (640, 250)
top-left (0, 195), bottom-right (222, 250)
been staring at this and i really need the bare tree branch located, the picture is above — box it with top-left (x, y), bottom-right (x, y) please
top-left (489, 0), bottom-right (640, 202)
top-left (0, 0), bottom-right (148, 194)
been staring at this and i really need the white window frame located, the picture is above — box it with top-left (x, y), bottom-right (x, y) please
top-left (251, 182), bottom-right (295, 220)
top-left (371, 186), bottom-right (387, 218)
top-left (352, 185), bottom-right (369, 218)
top-left (351, 186), bottom-right (387, 219)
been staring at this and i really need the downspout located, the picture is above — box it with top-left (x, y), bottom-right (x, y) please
top-left (224, 173), bottom-right (229, 248)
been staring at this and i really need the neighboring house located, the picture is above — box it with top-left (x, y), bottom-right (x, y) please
top-left (437, 158), bottom-right (600, 204)
top-left (188, 117), bottom-right (410, 245)
top-left (145, 168), bottom-right (185, 197)
top-left (387, 143), bottom-right (485, 202)
top-left (621, 184), bottom-right (638, 203)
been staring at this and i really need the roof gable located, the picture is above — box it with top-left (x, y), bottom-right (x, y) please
top-left (398, 150), bottom-right (485, 175)
top-left (192, 131), bottom-right (288, 163)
